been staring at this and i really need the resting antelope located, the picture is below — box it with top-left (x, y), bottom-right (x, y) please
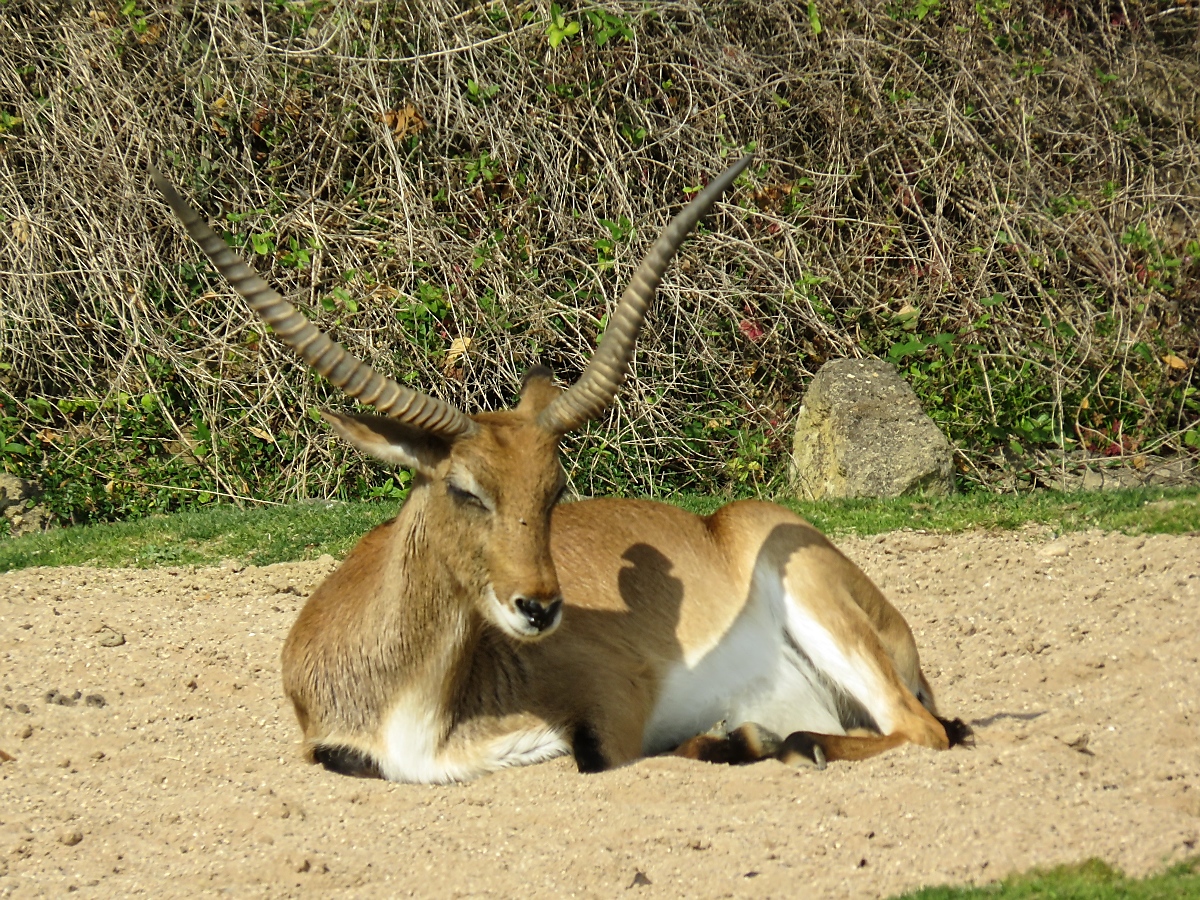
top-left (151, 156), bottom-right (969, 783)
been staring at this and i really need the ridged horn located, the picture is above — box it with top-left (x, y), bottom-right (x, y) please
top-left (537, 154), bottom-right (753, 435)
top-left (150, 165), bottom-right (477, 439)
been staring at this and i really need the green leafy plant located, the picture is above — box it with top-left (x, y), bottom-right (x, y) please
top-left (466, 78), bottom-right (499, 106)
top-left (594, 216), bottom-right (633, 270)
top-left (466, 151), bottom-right (498, 184)
top-left (807, 1), bottom-right (822, 34)
top-left (586, 9), bottom-right (633, 46)
top-left (367, 472), bottom-right (410, 500)
top-left (0, 426), bottom-right (31, 466)
top-left (119, 0), bottom-right (150, 34)
top-left (545, 4), bottom-right (579, 48)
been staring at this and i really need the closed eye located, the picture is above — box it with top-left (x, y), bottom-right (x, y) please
top-left (448, 482), bottom-right (489, 511)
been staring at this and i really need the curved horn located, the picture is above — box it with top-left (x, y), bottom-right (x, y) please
top-left (150, 166), bottom-right (477, 439)
top-left (537, 154), bottom-right (753, 435)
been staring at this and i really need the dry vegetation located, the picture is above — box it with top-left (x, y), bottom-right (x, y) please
top-left (0, 0), bottom-right (1197, 526)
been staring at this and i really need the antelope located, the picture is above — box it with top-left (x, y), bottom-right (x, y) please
top-left (151, 156), bottom-right (970, 783)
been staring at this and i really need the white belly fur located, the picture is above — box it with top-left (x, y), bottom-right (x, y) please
top-left (642, 560), bottom-right (856, 754)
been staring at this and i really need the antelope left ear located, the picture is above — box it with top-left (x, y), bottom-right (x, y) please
top-left (517, 365), bottom-right (560, 415)
top-left (321, 410), bottom-right (452, 476)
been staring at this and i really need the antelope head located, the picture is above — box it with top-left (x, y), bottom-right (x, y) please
top-left (150, 156), bottom-right (751, 641)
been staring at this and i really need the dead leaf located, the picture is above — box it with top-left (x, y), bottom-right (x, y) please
top-left (11, 216), bottom-right (29, 244)
top-left (445, 336), bottom-right (472, 371)
top-left (372, 285), bottom-right (401, 300)
top-left (379, 103), bottom-right (426, 139)
top-left (1163, 354), bottom-right (1190, 370)
top-left (248, 426), bottom-right (276, 444)
top-left (896, 303), bottom-right (919, 330)
top-left (738, 319), bottom-right (765, 342)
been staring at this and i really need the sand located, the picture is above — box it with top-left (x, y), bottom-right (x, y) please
top-left (2, 525), bottom-right (1198, 898)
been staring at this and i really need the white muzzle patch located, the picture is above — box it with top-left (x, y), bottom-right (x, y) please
top-left (484, 585), bottom-right (562, 640)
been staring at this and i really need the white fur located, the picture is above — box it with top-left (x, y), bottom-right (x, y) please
top-left (783, 596), bottom-right (896, 733)
top-left (484, 726), bottom-right (571, 771)
top-left (448, 466), bottom-right (495, 511)
top-left (643, 555), bottom-right (895, 753)
top-left (379, 690), bottom-right (568, 784)
top-left (379, 692), bottom-right (475, 784)
top-left (642, 593), bottom-right (779, 753)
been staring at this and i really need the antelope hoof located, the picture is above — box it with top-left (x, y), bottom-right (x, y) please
top-left (778, 732), bottom-right (827, 770)
top-left (730, 723), bottom-right (783, 760)
top-left (312, 744), bottom-right (382, 779)
top-left (939, 716), bottom-right (976, 749)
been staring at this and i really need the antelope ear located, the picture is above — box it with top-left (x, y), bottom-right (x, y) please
top-left (517, 365), bottom-right (560, 416)
top-left (321, 411), bottom-right (452, 476)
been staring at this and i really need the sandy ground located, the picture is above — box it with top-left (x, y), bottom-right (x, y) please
top-left (1, 525), bottom-right (1198, 899)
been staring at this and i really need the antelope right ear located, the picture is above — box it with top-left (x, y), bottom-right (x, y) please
top-left (321, 411), bottom-right (452, 476)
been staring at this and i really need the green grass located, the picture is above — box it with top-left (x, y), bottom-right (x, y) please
top-left (0, 499), bottom-right (402, 572)
top-left (892, 858), bottom-right (1200, 899)
top-left (1, 485), bottom-right (1197, 572)
top-left (676, 485), bottom-right (1200, 537)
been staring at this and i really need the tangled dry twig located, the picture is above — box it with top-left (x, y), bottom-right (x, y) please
top-left (0, 1), bottom-right (1197, 523)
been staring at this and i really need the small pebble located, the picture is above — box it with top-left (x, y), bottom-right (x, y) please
top-left (18, 724), bottom-right (33, 739)
top-left (96, 626), bottom-right (125, 648)
top-left (1040, 540), bottom-right (1070, 558)
top-left (90, 750), bottom-right (105, 760)
top-left (57, 757), bottom-right (71, 768)
top-left (59, 829), bottom-right (83, 847)
top-left (85, 694), bottom-right (106, 708)
top-left (907, 535), bottom-right (944, 550)
top-left (15, 703), bottom-right (30, 714)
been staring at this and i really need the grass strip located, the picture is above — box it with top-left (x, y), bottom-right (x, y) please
top-left (0, 500), bottom-right (402, 572)
top-left (1, 485), bottom-right (1196, 572)
top-left (673, 484), bottom-right (1200, 537)
top-left (892, 857), bottom-right (1200, 899)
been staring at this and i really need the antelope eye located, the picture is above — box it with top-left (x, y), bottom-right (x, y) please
top-left (447, 482), bottom-right (489, 510)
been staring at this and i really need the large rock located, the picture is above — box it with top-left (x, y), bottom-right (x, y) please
top-left (0, 474), bottom-right (53, 537)
top-left (790, 359), bottom-right (953, 499)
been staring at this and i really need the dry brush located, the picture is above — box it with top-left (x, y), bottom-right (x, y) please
top-left (0, 0), bottom-right (1197, 526)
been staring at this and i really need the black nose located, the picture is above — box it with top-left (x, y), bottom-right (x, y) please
top-left (515, 597), bottom-right (563, 632)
